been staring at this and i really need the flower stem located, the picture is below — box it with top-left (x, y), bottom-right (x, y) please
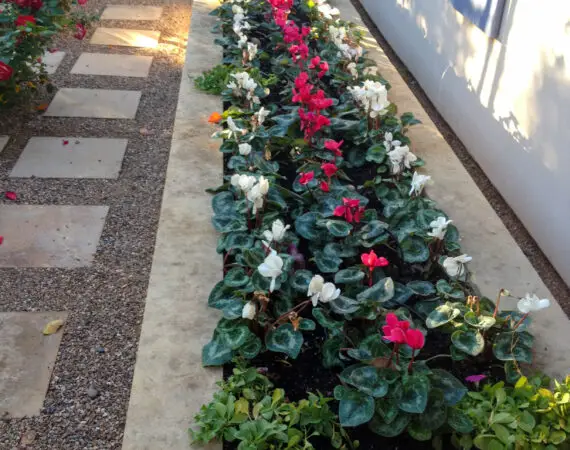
top-left (513, 312), bottom-right (529, 330)
top-left (408, 354), bottom-right (416, 373)
top-left (269, 299), bottom-right (312, 329)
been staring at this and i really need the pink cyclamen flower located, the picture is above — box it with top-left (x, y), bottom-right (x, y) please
top-left (299, 171), bottom-right (314, 185)
top-left (321, 163), bottom-right (338, 178)
top-left (465, 374), bottom-right (487, 383)
top-left (405, 329), bottom-right (425, 350)
top-left (324, 139), bottom-right (343, 157)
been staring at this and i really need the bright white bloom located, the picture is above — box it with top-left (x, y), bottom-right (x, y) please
top-left (348, 80), bottom-right (390, 118)
top-left (307, 275), bottom-right (341, 306)
top-left (242, 301), bottom-right (256, 319)
top-left (316, 0), bottom-right (339, 19)
top-left (237, 33), bottom-right (248, 49)
top-left (442, 254), bottom-right (472, 277)
top-left (364, 66), bottom-right (378, 76)
top-left (388, 145), bottom-right (417, 174)
top-left (409, 171), bottom-right (432, 196)
top-left (263, 219), bottom-right (290, 244)
top-left (427, 216), bottom-right (452, 240)
top-left (347, 62), bottom-right (358, 79)
top-left (246, 42), bottom-right (258, 61)
top-left (517, 294), bottom-right (550, 314)
top-left (307, 275), bottom-right (325, 306)
top-left (231, 174), bottom-right (257, 193)
top-left (228, 72), bottom-right (260, 104)
top-left (227, 117), bottom-right (245, 138)
top-left (329, 25), bottom-right (362, 61)
top-left (258, 250), bottom-right (283, 292)
top-left (238, 143), bottom-right (252, 156)
top-left (255, 107), bottom-right (270, 127)
top-left (246, 176), bottom-right (269, 212)
top-left (232, 4), bottom-right (244, 14)
top-left (383, 132), bottom-right (401, 151)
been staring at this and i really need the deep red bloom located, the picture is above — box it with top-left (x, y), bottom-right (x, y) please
top-left (62, 140), bottom-right (69, 146)
top-left (298, 108), bottom-right (330, 142)
top-left (384, 327), bottom-right (407, 344)
top-left (333, 198), bottom-right (365, 223)
top-left (294, 72), bottom-right (309, 89)
top-left (320, 180), bottom-right (330, 192)
top-left (15, 15), bottom-right (36, 27)
top-left (5, 191), bottom-right (17, 201)
top-left (318, 61), bottom-right (329, 78)
top-left (15, 0), bottom-right (31, 8)
top-left (324, 139), bottom-right (343, 157)
top-left (406, 329), bottom-right (425, 350)
top-left (309, 56), bottom-right (321, 70)
top-left (74, 23), bottom-right (86, 40)
top-left (289, 43), bottom-right (309, 64)
top-left (361, 250), bottom-right (389, 270)
top-left (0, 62), bottom-right (13, 82)
top-left (299, 171), bottom-right (314, 185)
top-left (321, 163), bottom-right (338, 178)
top-left (30, 0), bottom-right (43, 9)
top-left (0, 236), bottom-right (3, 245)
top-left (77, 0), bottom-right (88, 5)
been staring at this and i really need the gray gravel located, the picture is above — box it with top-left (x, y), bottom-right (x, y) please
top-left (352, 0), bottom-right (570, 312)
top-left (0, 1), bottom-right (191, 448)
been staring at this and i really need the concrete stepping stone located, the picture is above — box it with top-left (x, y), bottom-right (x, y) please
top-left (71, 53), bottom-right (153, 78)
top-left (101, 5), bottom-right (163, 21)
top-left (0, 136), bottom-right (8, 153)
top-left (90, 28), bottom-right (160, 48)
top-left (10, 137), bottom-right (128, 179)
top-left (43, 51), bottom-right (66, 75)
top-left (0, 205), bottom-right (108, 268)
top-left (0, 311), bottom-right (68, 418)
top-left (44, 88), bottom-right (141, 119)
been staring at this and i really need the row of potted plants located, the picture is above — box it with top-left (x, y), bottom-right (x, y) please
top-left (189, 0), bottom-right (570, 448)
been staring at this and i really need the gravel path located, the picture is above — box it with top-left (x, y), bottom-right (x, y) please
top-left (352, 0), bottom-right (570, 311)
top-left (0, 1), bottom-right (191, 448)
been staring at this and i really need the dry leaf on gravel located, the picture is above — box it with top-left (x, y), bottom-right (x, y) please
top-left (42, 319), bottom-right (64, 335)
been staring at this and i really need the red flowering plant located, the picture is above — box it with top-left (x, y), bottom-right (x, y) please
top-left (0, 0), bottom-right (96, 106)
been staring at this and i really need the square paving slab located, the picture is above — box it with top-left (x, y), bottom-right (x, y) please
top-left (10, 137), bottom-right (128, 179)
top-left (71, 53), bottom-right (153, 77)
top-left (44, 88), bottom-right (141, 119)
top-left (43, 51), bottom-right (65, 75)
top-left (0, 311), bottom-right (68, 418)
top-left (90, 28), bottom-right (160, 48)
top-left (0, 205), bottom-right (109, 268)
top-left (101, 5), bottom-right (163, 20)
top-left (0, 136), bottom-right (8, 153)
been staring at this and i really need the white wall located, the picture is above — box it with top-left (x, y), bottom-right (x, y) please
top-left (361, 0), bottom-right (570, 286)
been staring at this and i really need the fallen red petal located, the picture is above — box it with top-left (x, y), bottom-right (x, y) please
top-left (5, 191), bottom-right (17, 201)
top-left (62, 140), bottom-right (69, 146)
top-left (0, 236), bottom-right (3, 245)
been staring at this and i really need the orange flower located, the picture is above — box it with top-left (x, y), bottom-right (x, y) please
top-left (208, 112), bottom-right (222, 123)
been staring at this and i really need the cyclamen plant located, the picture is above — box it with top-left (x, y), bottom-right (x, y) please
top-left (196, 0), bottom-right (562, 447)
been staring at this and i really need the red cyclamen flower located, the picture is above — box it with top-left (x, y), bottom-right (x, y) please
top-left (30, 0), bottom-right (43, 9)
top-left (324, 139), bottom-right (343, 157)
top-left (321, 163), bottom-right (338, 178)
top-left (333, 198), bottom-right (365, 223)
top-left (299, 171), bottom-right (314, 185)
top-left (361, 250), bottom-right (389, 270)
top-left (0, 62), bottom-right (13, 81)
top-left (382, 313), bottom-right (410, 344)
top-left (320, 181), bottom-right (330, 192)
top-left (405, 329), bottom-right (425, 350)
top-left (74, 23), bottom-right (87, 40)
top-left (15, 15), bottom-right (36, 27)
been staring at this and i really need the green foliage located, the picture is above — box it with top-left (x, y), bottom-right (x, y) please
top-left (190, 360), bottom-right (355, 449)
top-left (194, 64), bottom-right (234, 95)
top-left (451, 376), bottom-right (570, 449)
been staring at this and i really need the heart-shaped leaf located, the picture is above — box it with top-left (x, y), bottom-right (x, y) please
top-left (464, 311), bottom-right (496, 330)
top-left (266, 324), bottom-right (303, 359)
top-left (399, 375), bottom-right (430, 413)
top-left (429, 369), bottom-right (467, 406)
top-left (426, 304), bottom-right (461, 328)
top-left (326, 219), bottom-right (353, 237)
top-left (340, 365), bottom-right (389, 398)
top-left (400, 236), bottom-right (429, 263)
top-left (356, 277), bottom-right (394, 303)
top-left (224, 267), bottom-right (250, 288)
top-left (335, 386), bottom-right (375, 427)
top-left (407, 281), bottom-right (436, 296)
top-left (335, 268), bottom-right (365, 284)
top-left (452, 329), bottom-right (485, 356)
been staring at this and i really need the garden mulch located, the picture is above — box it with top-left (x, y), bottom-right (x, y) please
top-left (0, 1), bottom-right (192, 448)
top-left (352, 0), bottom-right (570, 312)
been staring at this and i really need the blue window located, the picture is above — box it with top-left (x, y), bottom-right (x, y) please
top-left (450, 0), bottom-right (506, 38)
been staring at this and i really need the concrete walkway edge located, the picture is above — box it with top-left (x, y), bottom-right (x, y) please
top-left (121, 1), bottom-right (222, 448)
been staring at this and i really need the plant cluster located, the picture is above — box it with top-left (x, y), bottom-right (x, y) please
top-left (190, 360), bottom-right (354, 449)
top-left (0, 0), bottom-right (95, 106)
top-left (192, 0), bottom-right (561, 447)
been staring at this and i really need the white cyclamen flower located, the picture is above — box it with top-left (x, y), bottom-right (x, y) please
top-left (246, 42), bottom-right (258, 60)
top-left (363, 66), bottom-right (378, 76)
top-left (320, 282), bottom-right (341, 304)
top-left (383, 132), bottom-right (401, 151)
top-left (347, 62), bottom-right (358, 79)
top-left (227, 117), bottom-right (245, 137)
top-left (517, 293), bottom-right (550, 314)
top-left (442, 254), bottom-right (472, 277)
top-left (263, 219), bottom-right (290, 244)
top-left (427, 216), bottom-right (452, 240)
top-left (388, 145), bottom-right (417, 174)
top-left (307, 275), bottom-right (325, 306)
top-left (258, 250), bottom-right (283, 292)
top-left (238, 143), bottom-right (252, 156)
top-left (409, 171), bottom-right (432, 196)
top-left (242, 301), bottom-right (256, 319)
top-left (348, 80), bottom-right (390, 118)
top-left (246, 176), bottom-right (269, 212)
top-left (316, 0), bottom-right (339, 19)
top-left (254, 107), bottom-right (270, 127)
top-left (231, 174), bottom-right (256, 193)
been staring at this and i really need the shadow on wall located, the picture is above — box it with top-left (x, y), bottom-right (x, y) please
top-left (385, 0), bottom-right (570, 284)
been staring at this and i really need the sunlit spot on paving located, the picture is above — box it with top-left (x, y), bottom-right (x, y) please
top-left (101, 5), bottom-right (163, 21)
top-left (90, 28), bottom-right (161, 48)
top-left (71, 53), bottom-right (153, 77)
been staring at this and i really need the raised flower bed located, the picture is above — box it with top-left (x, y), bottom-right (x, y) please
top-left (189, 0), bottom-right (570, 449)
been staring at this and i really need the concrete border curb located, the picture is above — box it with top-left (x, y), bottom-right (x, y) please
top-left (121, 1), bottom-right (222, 448)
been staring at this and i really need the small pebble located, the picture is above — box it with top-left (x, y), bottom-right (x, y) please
top-left (87, 384), bottom-right (99, 399)
top-left (96, 346), bottom-right (105, 353)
